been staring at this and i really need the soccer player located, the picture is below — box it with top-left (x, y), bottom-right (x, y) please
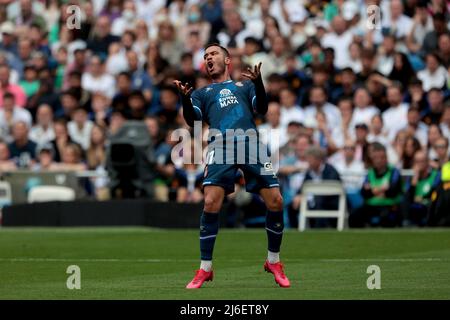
top-left (174, 44), bottom-right (290, 289)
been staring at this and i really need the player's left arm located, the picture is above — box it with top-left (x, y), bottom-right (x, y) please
top-left (242, 62), bottom-right (268, 115)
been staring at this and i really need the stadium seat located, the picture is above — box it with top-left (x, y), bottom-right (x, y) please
top-left (0, 181), bottom-right (12, 208)
top-left (27, 186), bottom-right (76, 203)
top-left (298, 181), bottom-right (347, 231)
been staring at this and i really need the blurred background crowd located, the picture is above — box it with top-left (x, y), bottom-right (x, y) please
top-left (0, 0), bottom-right (449, 227)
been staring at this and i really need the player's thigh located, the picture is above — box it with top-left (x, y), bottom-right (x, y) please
top-left (260, 187), bottom-right (284, 212)
top-left (240, 161), bottom-right (280, 195)
top-left (203, 185), bottom-right (225, 213)
top-left (203, 163), bottom-right (237, 195)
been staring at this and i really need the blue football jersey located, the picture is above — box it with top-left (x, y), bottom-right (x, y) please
top-left (190, 79), bottom-right (257, 134)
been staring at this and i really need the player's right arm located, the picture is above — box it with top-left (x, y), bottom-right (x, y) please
top-left (173, 80), bottom-right (202, 127)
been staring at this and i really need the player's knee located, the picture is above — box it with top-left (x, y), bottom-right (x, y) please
top-left (204, 195), bottom-right (221, 213)
top-left (267, 194), bottom-right (283, 212)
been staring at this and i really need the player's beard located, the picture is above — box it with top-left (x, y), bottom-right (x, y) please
top-left (207, 60), bottom-right (226, 80)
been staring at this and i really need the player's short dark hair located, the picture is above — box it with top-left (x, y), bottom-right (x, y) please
top-left (204, 43), bottom-right (230, 58)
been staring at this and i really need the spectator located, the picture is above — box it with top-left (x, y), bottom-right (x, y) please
top-left (278, 87), bottom-right (304, 127)
top-left (404, 106), bottom-right (429, 147)
top-left (49, 118), bottom-right (79, 162)
top-left (289, 145), bottom-right (341, 228)
top-left (404, 150), bottom-right (440, 226)
top-left (417, 53), bottom-right (448, 91)
top-left (0, 92), bottom-right (32, 142)
top-left (401, 136), bottom-right (422, 169)
top-left (87, 15), bottom-right (120, 56)
top-left (349, 142), bottom-right (403, 227)
top-left (430, 136), bottom-right (449, 169)
top-left (304, 85), bottom-right (341, 129)
top-left (331, 138), bottom-right (365, 213)
top-left (382, 83), bottom-right (409, 142)
top-left (258, 101), bottom-right (288, 160)
top-left (368, 114), bottom-right (390, 147)
top-left (0, 141), bottom-right (17, 171)
top-left (29, 103), bottom-right (55, 146)
top-left (350, 87), bottom-right (379, 129)
top-left (422, 87), bottom-right (446, 125)
top-left (126, 50), bottom-right (152, 102)
top-left (68, 107), bottom-right (94, 151)
top-left (32, 143), bottom-right (57, 171)
top-left (8, 120), bottom-right (37, 168)
top-left (321, 15), bottom-right (353, 69)
top-left (52, 142), bottom-right (87, 171)
top-left (81, 55), bottom-right (116, 99)
top-left (0, 64), bottom-right (27, 108)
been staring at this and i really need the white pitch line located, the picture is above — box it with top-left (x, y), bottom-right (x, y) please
top-left (0, 258), bottom-right (447, 263)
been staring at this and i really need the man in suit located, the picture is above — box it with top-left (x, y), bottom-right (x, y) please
top-left (289, 145), bottom-right (341, 228)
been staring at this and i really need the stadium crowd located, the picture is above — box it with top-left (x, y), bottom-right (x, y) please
top-left (0, 0), bottom-right (449, 227)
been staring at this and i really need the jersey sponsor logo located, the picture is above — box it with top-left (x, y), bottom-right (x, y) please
top-left (219, 88), bottom-right (238, 108)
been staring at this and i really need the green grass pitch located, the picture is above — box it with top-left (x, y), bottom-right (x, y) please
top-left (0, 227), bottom-right (449, 299)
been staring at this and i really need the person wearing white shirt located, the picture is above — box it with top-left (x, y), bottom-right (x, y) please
top-left (0, 92), bottom-right (32, 143)
top-left (382, 85), bottom-right (409, 143)
top-left (321, 16), bottom-right (353, 70)
top-left (29, 104), bottom-right (55, 147)
top-left (111, 0), bottom-right (138, 36)
top-left (81, 55), bottom-right (116, 99)
top-left (367, 114), bottom-right (390, 147)
top-left (259, 35), bottom-right (289, 82)
top-left (403, 107), bottom-right (429, 147)
top-left (440, 106), bottom-right (450, 141)
top-left (376, 35), bottom-right (396, 76)
top-left (350, 87), bottom-right (380, 129)
top-left (330, 139), bottom-right (366, 197)
top-left (279, 88), bottom-right (304, 127)
top-left (136, 0), bottom-right (166, 26)
top-left (381, 0), bottom-right (413, 40)
top-left (417, 53), bottom-right (448, 92)
top-left (257, 102), bottom-right (288, 169)
top-left (304, 86), bottom-right (342, 130)
top-left (68, 107), bottom-right (94, 151)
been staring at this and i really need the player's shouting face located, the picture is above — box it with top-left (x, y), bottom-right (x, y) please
top-left (204, 45), bottom-right (231, 79)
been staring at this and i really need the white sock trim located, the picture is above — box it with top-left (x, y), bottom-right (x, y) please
top-left (267, 251), bottom-right (280, 264)
top-left (200, 260), bottom-right (212, 272)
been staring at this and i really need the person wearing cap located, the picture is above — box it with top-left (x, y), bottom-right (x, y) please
top-left (32, 143), bottom-right (57, 171)
top-left (349, 142), bottom-right (403, 228)
top-left (0, 21), bottom-right (18, 56)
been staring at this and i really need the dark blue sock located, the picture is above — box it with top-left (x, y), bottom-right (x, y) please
top-left (200, 212), bottom-right (219, 260)
top-left (266, 210), bottom-right (284, 253)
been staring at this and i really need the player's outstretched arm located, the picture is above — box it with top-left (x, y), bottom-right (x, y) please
top-left (241, 62), bottom-right (268, 115)
top-left (173, 80), bottom-right (197, 127)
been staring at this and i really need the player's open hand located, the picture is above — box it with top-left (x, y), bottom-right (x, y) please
top-left (173, 80), bottom-right (193, 96)
top-left (242, 62), bottom-right (262, 81)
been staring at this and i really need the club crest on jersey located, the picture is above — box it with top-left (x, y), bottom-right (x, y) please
top-left (219, 88), bottom-right (238, 108)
